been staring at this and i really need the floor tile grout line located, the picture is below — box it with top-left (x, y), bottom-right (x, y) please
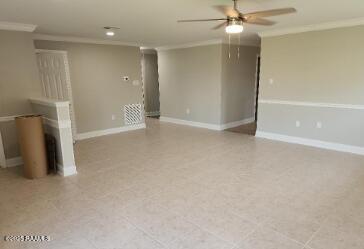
top-left (311, 181), bottom-right (350, 239)
top-left (302, 215), bottom-right (330, 248)
top-left (230, 220), bottom-right (279, 249)
top-left (238, 221), bottom-right (263, 243)
top-left (121, 197), bottom-right (236, 248)
top-left (262, 222), bottom-right (307, 247)
top-left (120, 212), bottom-right (178, 248)
top-left (303, 245), bottom-right (314, 249)
top-left (141, 175), bottom-right (265, 245)
top-left (170, 217), bottom-right (237, 248)
top-left (121, 194), bottom-right (238, 248)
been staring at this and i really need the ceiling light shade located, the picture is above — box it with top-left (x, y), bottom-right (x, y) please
top-left (225, 19), bottom-right (244, 34)
top-left (106, 31), bottom-right (115, 36)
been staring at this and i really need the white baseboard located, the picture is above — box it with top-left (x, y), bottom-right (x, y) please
top-left (220, 117), bottom-right (255, 130)
top-left (5, 157), bottom-right (78, 176)
top-left (160, 116), bottom-right (255, 131)
top-left (256, 131), bottom-right (364, 156)
top-left (6, 157), bottom-right (23, 167)
top-left (160, 117), bottom-right (221, 131)
top-left (75, 123), bottom-right (146, 140)
top-left (145, 111), bottom-right (160, 117)
top-left (57, 163), bottom-right (77, 177)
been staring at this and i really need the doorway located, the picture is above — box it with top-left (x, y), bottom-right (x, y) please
top-left (254, 55), bottom-right (261, 122)
top-left (141, 49), bottom-right (160, 125)
top-left (226, 54), bottom-right (260, 136)
top-left (35, 49), bottom-right (77, 140)
top-left (0, 132), bottom-right (6, 168)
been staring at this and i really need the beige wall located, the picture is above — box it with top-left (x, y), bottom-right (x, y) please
top-left (221, 44), bottom-right (260, 124)
top-left (258, 25), bottom-right (364, 147)
top-left (34, 40), bottom-right (144, 133)
top-left (158, 45), bottom-right (223, 125)
top-left (0, 31), bottom-right (42, 116)
top-left (0, 121), bottom-right (19, 159)
top-left (158, 43), bottom-right (260, 126)
top-left (0, 30), bottom-right (42, 159)
top-left (141, 51), bottom-right (160, 115)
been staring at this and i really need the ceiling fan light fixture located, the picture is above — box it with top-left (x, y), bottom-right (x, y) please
top-left (225, 19), bottom-right (244, 34)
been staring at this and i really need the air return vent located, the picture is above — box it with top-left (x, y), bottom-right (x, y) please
top-left (124, 104), bottom-right (143, 125)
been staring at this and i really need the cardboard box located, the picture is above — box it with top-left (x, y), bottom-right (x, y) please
top-left (16, 115), bottom-right (48, 179)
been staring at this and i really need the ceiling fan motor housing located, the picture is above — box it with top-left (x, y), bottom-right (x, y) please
top-left (228, 18), bottom-right (243, 26)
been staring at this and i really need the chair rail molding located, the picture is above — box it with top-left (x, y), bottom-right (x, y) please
top-left (259, 99), bottom-right (364, 110)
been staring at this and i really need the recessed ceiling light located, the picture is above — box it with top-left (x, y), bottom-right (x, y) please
top-left (106, 31), bottom-right (115, 36)
top-left (104, 26), bottom-right (120, 37)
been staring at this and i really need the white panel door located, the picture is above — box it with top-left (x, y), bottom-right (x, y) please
top-left (36, 50), bottom-right (77, 140)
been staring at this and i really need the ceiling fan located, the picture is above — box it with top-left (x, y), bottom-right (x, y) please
top-left (178, 0), bottom-right (296, 34)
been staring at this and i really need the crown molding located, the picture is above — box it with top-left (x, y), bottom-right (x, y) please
top-left (156, 39), bottom-right (223, 51)
top-left (140, 48), bottom-right (157, 54)
top-left (156, 37), bottom-right (260, 51)
top-left (35, 49), bottom-right (68, 55)
top-left (33, 34), bottom-right (141, 47)
top-left (0, 22), bottom-right (37, 32)
top-left (33, 34), bottom-right (260, 50)
top-left (221, 38), bottom-right (261, 47)
top-left (140, 46), bottom-right (156, 50)
top-left (258, 17), bottom-right (364, 38)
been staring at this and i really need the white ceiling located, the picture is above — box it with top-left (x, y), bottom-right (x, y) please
top-left (1, 0), bottom-right (364, 47)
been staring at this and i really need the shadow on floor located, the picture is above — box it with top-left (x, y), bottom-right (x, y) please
top-left (226, 122), bottom-right (257, 136)
top-left (146, 115), bottom-right (160, 119)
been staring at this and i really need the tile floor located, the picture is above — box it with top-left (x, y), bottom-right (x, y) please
top-left (1, 118), bottom-right (364, 249)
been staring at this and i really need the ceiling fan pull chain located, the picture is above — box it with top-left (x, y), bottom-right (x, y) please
top-left (238, 33), bottom-right (240, 59)
top-left (228, 34), bottom-right (231, 59)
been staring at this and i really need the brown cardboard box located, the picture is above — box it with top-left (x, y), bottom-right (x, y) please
top-left (16, 115), bottom-right (48, 179)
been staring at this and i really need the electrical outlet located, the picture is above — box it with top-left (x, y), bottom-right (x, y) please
top-left (317, 121), bottom-right (322, 129)
top-left (123, 76), bottom-right (129, 81)
top-left (269, 78), bottom-right (274, 85)
top-left (295, 121), bottom-right (301, 127)
top-left (111, 115), bottom-right (116, 120)
top-left (186, 108), bottom-right (190, 115)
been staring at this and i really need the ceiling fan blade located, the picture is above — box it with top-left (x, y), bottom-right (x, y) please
top-left (212, 21), bottom-right (227, 30)
top-left (213, 5), bottom-right (240, 18)
top-left (178, 18), bottom-right (228, 23)
top-left (244, 18), bottom-right (276, 26)
top-left (244, 8), bottom-right (296, 18)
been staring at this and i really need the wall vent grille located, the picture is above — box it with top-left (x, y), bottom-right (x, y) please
top-left (124, 104), bottom-right (143, 125)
